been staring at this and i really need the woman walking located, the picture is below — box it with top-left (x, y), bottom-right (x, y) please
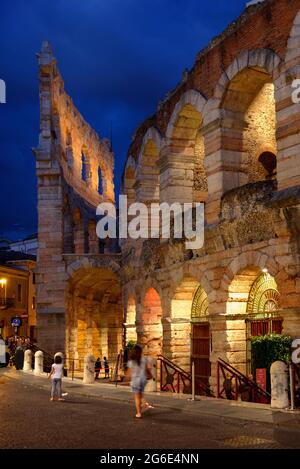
top-left (127, 345), bottom-right (154, 418)
top-left (48, 355), bottom-right (64, 401)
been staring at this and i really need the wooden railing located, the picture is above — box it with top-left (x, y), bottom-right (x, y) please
top-left (157, 355), bottom-right (214, 397)
top-left (217, 358), bottom-right (271, 403)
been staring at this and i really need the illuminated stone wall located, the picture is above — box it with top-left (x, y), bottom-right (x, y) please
top-left (120, 1), bottom-right (300, 393)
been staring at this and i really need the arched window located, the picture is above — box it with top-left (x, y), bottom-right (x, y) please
top-left (81, 152), bottom-right (87, 182)
top-left (98, 167), bottom-right (103, 195)
top-left (258, 152), bottom-right (277, 180)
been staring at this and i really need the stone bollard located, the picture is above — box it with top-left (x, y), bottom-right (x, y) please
top-left (34, 351), bottom-right (44, 374)
top-left (23, 349), bottom-right (33, 372)
top-left (145, 357), bottom-right (157, 392)
top-left (83, 354), bottom-right (95, 384)
top-left (270, 361), bottom-right (289, 409)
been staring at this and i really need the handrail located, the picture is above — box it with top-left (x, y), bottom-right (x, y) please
top-left (218, 358), bottom-right (270, 397)
top-left (157, 354), bottom-right (214, 397)
top-left (217, 357), bottom-right (270, 403)
top-left (157, 355), bottom-right (191, 379)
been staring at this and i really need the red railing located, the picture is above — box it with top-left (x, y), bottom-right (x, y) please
top-left (217, 358), bottom-right (270, 403)
top-left (157, 355), bottom-right (214, 397)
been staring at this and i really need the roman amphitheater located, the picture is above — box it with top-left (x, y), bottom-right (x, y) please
top-left (34, 0), bottom-right (300, 393)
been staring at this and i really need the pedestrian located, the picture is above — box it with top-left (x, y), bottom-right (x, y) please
top-left (48, 355), bottom-right (65, 401)
top-left (103, 356), bottom-right (109, 379)
top-left (126, 344), bottom-right (154, 418)
top-left (95, 357), bottom-right (102, 379)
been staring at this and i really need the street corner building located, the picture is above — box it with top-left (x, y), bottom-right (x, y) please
top-left (33, 0), bottom-right (300, 393)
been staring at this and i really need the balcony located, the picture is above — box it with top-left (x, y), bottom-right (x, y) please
top-left (0, 297), bottom-right (15, 309)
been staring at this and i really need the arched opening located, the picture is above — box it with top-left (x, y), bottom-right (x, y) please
top-left (81, 151), bottom-right (87, 182)
top-left (98, 167), bottom-right (103, 195)
top-left (140, 288), bottom-right (162, 356)
top-left (125, 295), bottom-right (137, 344)
top-left (66, 267), bottom-right (122, 376)
top-left (170, 277), bottom-right (210, 385)
top-left (164, 97), bottom-right (207, 204)
top-left (226, 267), bottom-right (281, 375)
top-left (221, 67), bottom-right (277, 186)
top-left (136, 139), bottom-right (160, 204)
top-left (258, 151), bottom-right (277, 180)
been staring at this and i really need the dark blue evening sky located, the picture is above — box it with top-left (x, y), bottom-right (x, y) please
top-left (0, 0), bottom-right (247, 241)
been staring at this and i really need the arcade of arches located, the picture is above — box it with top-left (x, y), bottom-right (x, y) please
top-left (35, 1), bottom-right (300, 394)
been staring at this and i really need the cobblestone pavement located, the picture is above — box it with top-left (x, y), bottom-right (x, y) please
top-left (1, 372), bottom-right (300, 449)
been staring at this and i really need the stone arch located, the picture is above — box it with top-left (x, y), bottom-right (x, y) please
top-left (136, 128), bottom-right (161, 204)
top-left (139, 287), bottom-right (163, 357)
top-left (224, 251), bottom-right (280, 290)
top-left (219, 50), bottom-right (279, 186)
top-left (166, 90), bottom-right (207, 140)
top-left (246, 272), bottom-right (280, 316)
top-left (204, 49), bottom-right (281, 223)
top-left (213, 49), bottom-right (281, 105)
top-left (137, 127), bottom-right (162, 164)
top-left (162, 90), bottom-right (208, 204)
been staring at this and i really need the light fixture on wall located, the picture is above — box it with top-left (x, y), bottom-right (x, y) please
top-left (0, 278), bottom-right (7, 286)
top-left (262, 268), bottom-right (268, 273)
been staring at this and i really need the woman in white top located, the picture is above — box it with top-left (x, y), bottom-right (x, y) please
top-left (48, 355), bottom-right (64, 401)
top-left (127, 345), bottom-right (154, 418)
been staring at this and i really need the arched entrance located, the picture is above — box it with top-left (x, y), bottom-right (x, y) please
top-left (191, 285), bottom-right (210, 386)
top-left (170, 277), bottom-right (210, 385)
top-left (246, 272), bottom-right (281, 373)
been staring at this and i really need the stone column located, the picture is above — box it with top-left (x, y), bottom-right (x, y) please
top-left (23, 349), bottom-right (33, 372)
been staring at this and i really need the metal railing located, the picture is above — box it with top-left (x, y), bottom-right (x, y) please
top-left (158, 355), bottom-right (214, 397)
top-left (217, 357), bottom-right (271, 403)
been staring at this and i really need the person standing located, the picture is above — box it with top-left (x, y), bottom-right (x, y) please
top-left (126, 345), bottom-right (154, 418)
top-left (48, 355), bottom-right (64, 401)
top-left (95, 357), bottom-right (102, 379)
top-left (103, 356), bottom-right (109, 378)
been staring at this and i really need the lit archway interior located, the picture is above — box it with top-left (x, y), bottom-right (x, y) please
top-left (66, 267), bottom-right (122, 372)
top-left (125, 294), bottom-right (137, 344)
top-left (140, 288), bottom-right (163, 356)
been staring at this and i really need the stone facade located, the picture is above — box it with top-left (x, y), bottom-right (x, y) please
top-left (35, 0), bottom-right (300, 391)
top-left (33, 42), bottom-right (122, 368)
